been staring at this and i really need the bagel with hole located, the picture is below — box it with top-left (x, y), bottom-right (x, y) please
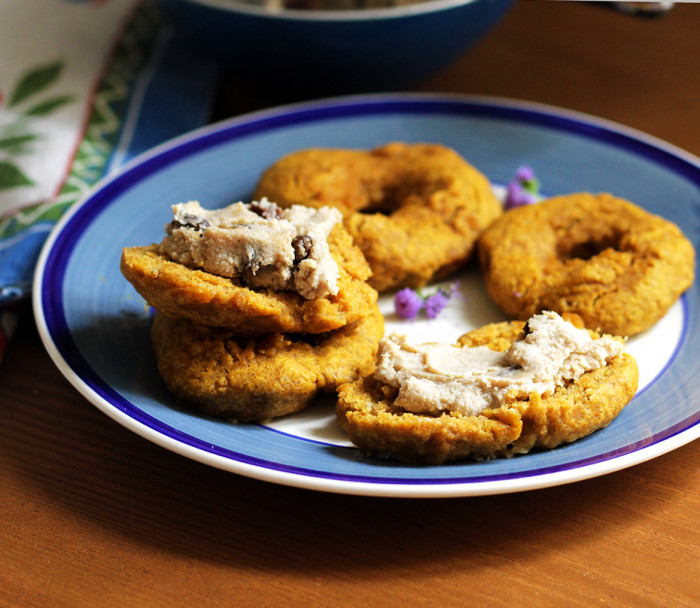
top-left (477, 192), bottom-right (696, 336)
top-left (254, 142), bottom-right (503, 292)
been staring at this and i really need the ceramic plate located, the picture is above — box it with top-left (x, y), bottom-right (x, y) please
top-left (33, 94), bottom-right (700, 498)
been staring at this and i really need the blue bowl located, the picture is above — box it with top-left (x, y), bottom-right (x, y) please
top-left (157, 0), bottom-right (513, 94)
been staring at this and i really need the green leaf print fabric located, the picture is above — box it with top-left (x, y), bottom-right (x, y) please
top-left (0, 0), bottom-right (219, 360)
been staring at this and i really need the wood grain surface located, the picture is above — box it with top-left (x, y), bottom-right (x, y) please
top-left (2, 2), bottom-right (699, 606)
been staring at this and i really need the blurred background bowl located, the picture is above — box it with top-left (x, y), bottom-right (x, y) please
top-left (156, 0), bottom-right (514, 95)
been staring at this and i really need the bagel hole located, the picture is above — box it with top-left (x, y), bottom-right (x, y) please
top-left (358, 182), bottom-right (433, 215)
top-left (359, 203), bottom-right (395, 216)
top-left (359, 188), bottom-right (404, 215)
top-left (556, 231), bottom-right (624, 261)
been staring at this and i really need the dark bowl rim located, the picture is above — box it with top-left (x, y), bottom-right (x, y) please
top-left (161, 0), bottom-right (501, 23)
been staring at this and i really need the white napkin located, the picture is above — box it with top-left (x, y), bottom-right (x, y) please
top-left (0, 0), bottom-right (219, 360)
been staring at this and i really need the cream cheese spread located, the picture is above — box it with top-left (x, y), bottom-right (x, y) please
top-left (159, 199), bottom-right (342, 299)
top-left (374, 311), bottom-right (624, 416)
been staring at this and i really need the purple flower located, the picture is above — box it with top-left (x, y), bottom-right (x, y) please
top-left (394, 287), bottom-right (424, 320)
top-left (505, 182), bottom-right (536, 209)
top-left (423, 291), bottom-right (449, 319)
top-left (515, 165), bottom-right (536, 183)
top-left (394, 281), bottom-right (461, 320)
top-left (504, 165), bottom-right (541, 210)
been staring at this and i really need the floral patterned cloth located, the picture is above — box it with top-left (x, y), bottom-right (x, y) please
top-left (0, 0), bottom-right (219, 362)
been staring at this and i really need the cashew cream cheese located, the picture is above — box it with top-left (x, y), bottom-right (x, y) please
top-left (159, 199), bottom-right (342, 299)
top-left (374, 311), bottom-right (624, 416)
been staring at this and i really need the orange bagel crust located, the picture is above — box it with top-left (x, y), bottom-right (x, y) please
top-left (255, 142), bottom-right (503, 292)
top-left (477, 193), bottom-right (696, 336)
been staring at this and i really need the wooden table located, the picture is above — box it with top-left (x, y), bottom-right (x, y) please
top-left (2, 2), bottom-right (699, 606)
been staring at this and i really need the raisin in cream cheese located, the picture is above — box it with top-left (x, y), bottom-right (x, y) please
top-left (374, 311), bottom-right (624, 416)
top-left (159, 199), bottom-right (342, 299)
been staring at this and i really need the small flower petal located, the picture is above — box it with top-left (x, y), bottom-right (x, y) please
top-left (504, 165), bottom-right (541, 209)
top-left (515, 165), bottom-right (535, 182)
top-left (394, 287), bottom-right (423, 320)
top-left (504, 183), bottom-right (530, 209)
top-left (423, 292), bottom-right (449, 319)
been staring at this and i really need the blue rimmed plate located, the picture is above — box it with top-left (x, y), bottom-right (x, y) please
top-left (33, 94), bottom-right (700, 498)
